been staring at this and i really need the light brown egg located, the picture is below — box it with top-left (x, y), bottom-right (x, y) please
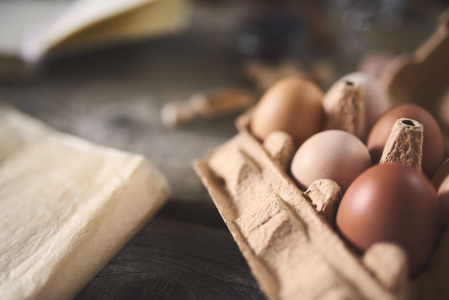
top-left (290, 130), bottom-right (371, 192)
top-left (250, 77), bottom-right (324, 147)
top-left (324, 72), bottom-right (390, 130)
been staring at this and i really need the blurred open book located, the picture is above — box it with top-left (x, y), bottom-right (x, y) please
top-left (0, 0), bottom-right (187, 66)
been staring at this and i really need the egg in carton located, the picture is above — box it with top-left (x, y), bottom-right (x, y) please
top-left (194, 8), bottom-right (449, 300)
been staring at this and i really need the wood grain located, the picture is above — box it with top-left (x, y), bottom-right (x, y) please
top-left (75, 218), bottom-right (264, 300)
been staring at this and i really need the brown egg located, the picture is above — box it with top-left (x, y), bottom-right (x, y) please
top-left (434, 160), bottom-right (449, 225)
top-left (438, 175), bottom-right (449, 226)
top-left (366, 104), bottom-right (444, 177)
top-left (432, 159), bottom-right (449, 190)
top-left (250, 77), bottom-right (324, 146)
top-left (337, 163), bottom-right (440, 274)
top-left (324, 72), bottom-right (390, 129)
top-left (290, 130), bottom-right (371, 192)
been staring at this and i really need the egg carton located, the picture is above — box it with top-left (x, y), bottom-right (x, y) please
top-left (382, 9), bottom-right (449, 150)
top-left (194, 9), bottom-right (449, 300)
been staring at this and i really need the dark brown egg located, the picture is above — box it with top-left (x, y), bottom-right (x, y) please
top-left (336, 163), bottom-right (440, 274)
top-left (438, 178), bottom-right (449, 226)
top-left (432, 159), bottom-right (449, 190)
top-left (434, 160), bottom-right (449, 225)
top-left (250, 77), bottom-right (324, 147)
top-left (366, 104), bottom-right (444, 178)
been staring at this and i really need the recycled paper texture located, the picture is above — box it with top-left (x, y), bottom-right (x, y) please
top-left (0, 104), bottom-right (170, 300)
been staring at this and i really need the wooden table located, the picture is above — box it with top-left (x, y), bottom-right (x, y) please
top-left (0, 2), bottom-right (442, 299)
top-left (1, 4), bottom-right (266, 298)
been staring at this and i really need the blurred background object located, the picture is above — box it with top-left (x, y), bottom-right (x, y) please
top-left (380, 8), bottom-right (449, 148)
top-left (0, 0), bottom-right (188, 78)
top-left (161, 87), bottom-right (256, 128)
top-left (358, 51), bottom-right (394, 78)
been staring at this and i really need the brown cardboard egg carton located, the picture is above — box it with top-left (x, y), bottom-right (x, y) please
top-left (194, 8), bottom-right (449, 300)
top-left (382, 8), bottom-right (449, 153)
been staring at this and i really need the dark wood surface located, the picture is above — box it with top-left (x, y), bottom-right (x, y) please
top-left (74, 214), bottom-right (264, 300)
top-left (0, 2), bottom-right (444, 299)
